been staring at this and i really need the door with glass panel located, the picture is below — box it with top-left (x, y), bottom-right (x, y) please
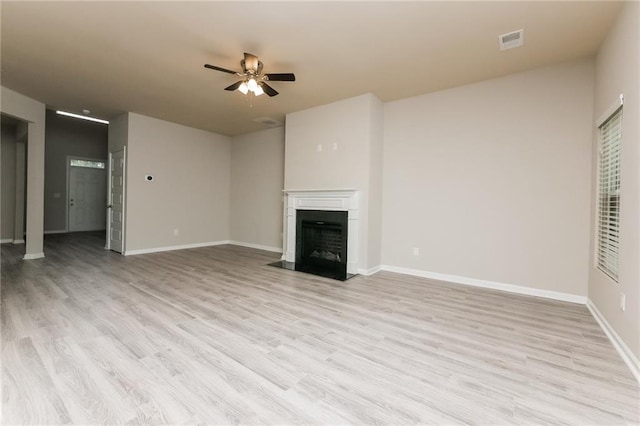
top-left (68, 158), bottom-right (107, 232)
top-left (108, 149), bottom-right (125, 253)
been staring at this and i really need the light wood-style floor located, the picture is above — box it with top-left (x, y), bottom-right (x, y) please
top-left (2, 232), bottom-right (638, 425)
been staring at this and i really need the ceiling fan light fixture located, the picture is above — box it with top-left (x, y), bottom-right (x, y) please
top-left (205, 52), bottom-right (295, 99)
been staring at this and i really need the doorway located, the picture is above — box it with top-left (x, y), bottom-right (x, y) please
top-left (67, 157), bottom-right (107, 232)
top-left (1, 114), bottom-right (28, 248)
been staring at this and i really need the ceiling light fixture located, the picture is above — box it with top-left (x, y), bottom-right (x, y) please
top-left (237, 77), bottom-right (263, 97)
top-left (56, 110), bottom-right (109, 125)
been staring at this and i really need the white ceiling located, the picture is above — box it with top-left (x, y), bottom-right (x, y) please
top-left (1, 1), bottom-right (622, 136)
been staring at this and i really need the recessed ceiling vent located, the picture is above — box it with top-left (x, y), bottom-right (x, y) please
top-left (253, 117), bottom-right (283, 127)
top-left (499, 29), bottom-right (524, 51)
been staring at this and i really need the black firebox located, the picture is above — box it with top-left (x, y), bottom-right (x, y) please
top-left (295, 210), bottom-right (348, 280)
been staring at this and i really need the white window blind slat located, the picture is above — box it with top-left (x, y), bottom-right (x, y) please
top-left (596, 107), bottom-right (622, 281)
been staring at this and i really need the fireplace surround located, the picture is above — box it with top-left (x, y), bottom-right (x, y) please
top-left (282, 189), bottom-right (359, 279)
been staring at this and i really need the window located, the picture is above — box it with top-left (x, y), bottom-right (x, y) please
top-left (597, 106), bottom-right (622, 281)
top-left (70, 159), bottom-right (105, 169)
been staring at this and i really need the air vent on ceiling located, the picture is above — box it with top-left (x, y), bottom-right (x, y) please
top-left (253, 117), bottom-right (283, 127)
top-left (499, 29), bottom-right (524, 51)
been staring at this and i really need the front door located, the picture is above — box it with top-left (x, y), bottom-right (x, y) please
top-left (68, 164), bottom-right (107, 232)
top-left (108, 149), bottom-right (126, 253)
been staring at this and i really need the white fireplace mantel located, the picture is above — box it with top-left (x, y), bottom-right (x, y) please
top-left (283, 189), bottom-right (359, 275)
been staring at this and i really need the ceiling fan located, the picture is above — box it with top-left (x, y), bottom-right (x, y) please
top-left (204, 52), bottom-right (295, 97)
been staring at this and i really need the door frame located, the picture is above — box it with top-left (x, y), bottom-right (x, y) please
top-left (65, 155), bottom-right (108, 233)
top-left (105, 147), bottom-right (126, 253)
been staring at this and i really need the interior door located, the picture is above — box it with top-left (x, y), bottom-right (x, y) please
top-left (68, 165), bottom-right (107, 232)
top-left (108, 149), bottom-right (125, 253)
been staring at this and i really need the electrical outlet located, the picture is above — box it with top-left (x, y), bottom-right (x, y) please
top-left (413, 247), bottom-right (420, 256)
top-left (620, 293), bottom-right (626, 312)
top-left (173, 229), bottom-right (179, 237)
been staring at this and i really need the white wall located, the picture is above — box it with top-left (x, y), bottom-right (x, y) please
top-left (284, 93), bottom-right (384, 271)
top-left (0, 86), bottom-right (46, 258)
top-left (383, 59), bottom-right (594, 297)
top-left (590, 1), bottom-right (639, 361)
top-left (108, 113), bottom-right (129, 153)
top-left (230, 127), bottom-right (285, 251)
top-left (125, 113), bottom-right (231, 252)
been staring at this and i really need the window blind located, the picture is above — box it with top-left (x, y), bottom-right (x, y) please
top-left (597, 107), bottom-right (622, 281)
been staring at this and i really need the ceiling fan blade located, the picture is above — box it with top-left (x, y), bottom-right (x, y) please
top-left (265, 73), bottom-right (296, 82)
top-left (243, 52), bottom-right (259, 72)
top-left (224, 81), bottom-right (243, 91)
top-left (261, 83), bottom-right (279, 97)
top-left (204, 64), bottom-right (238, 75)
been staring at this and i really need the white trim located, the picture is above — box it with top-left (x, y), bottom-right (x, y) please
top-left (587, 299), bottom-right (640, 383)
top-left (283, 188), bottom-right (359, 193)
top-left (359, 265), bottom-right (382, 276)
top-left (124, 240), bottom-right (230, 256)
top-left (228, 241), bottom-right (283, 253)
top-left (121, 147), bottom-right (127, 253)
top-left (44, 229), bottom-right (68, 234)
top-left (0, 238), bottom-right (13, 244)
top-left (12, 239), bottom-right (25, 244)
top-left (23, 252), bottom-right (45, 260)
top-left (380, 265), bottom-right (587, 304)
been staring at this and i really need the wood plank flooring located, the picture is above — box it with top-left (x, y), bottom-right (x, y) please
top-left (2, 232), bottom-right (638, 424)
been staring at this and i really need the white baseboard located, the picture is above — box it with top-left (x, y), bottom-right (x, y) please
top-left (23, 252), bottom-right (45, 260)
top-left (124, 240), bottom-right (230, 256)
top-left (229, 240), bottom-right (283, 253)
top-left (12, 239), bottom-right (25, 244)
top-left (587, 299), bottom-right (640, 383)
top-left (44, 229), bottom-right (68, 234)
top-left (380, 265), bottom-right (587, 304)
top-left (358, 265), bottom-right (382, 276)
top-left (0, 238), bottom-right (13, 244)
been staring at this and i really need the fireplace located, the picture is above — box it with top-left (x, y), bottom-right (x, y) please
top-left (295, 210), bottom-right (348, 280)
top-left (269, 189), bottom-right (360, 280)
